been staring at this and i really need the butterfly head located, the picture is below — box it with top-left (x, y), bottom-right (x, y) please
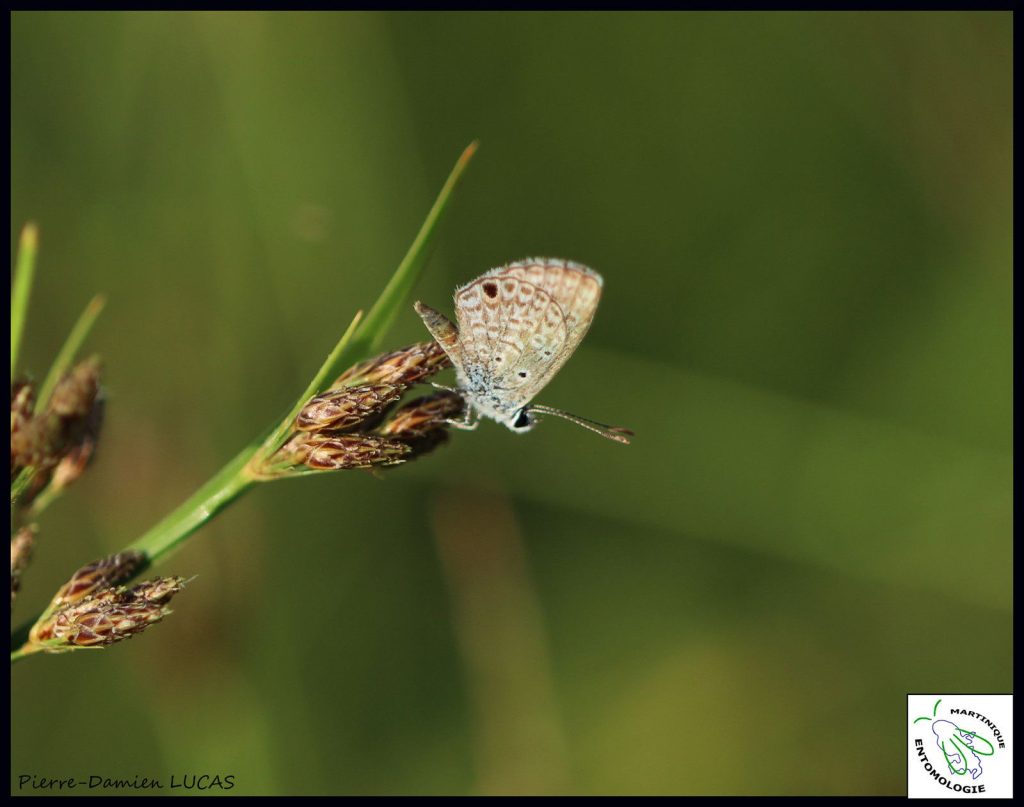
top-left (506, 408), bottom-right (538, 434)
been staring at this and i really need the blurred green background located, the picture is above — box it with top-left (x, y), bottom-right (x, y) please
top-left (11, 11), bottom-right (1011, 796)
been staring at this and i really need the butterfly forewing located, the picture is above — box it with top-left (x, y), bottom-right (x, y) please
top-left (490, 259), bottom-right (602, 381)
top-left (452, 259), bottom-right (602, 413)
top-left (453, 277), bottom-right (555, 410)
top-left (497, 260), bottom-right (599, 332)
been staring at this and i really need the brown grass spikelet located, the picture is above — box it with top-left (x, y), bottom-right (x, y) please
top-left (333, 340), bottom-right (451, 389)
top-left (378, 391), bottom-right (465, 440)
top-left (51, 601), bottom-right (170, 648)
top-left (48, 431), bottom-right (98, 493)
top-left (47, 355), bottom-right (102, 418)
top-left (267, 342), bottom-right (464, 477)
top-left (47, 394), bottom-right (104, 494)
top-left (10, 380), bottom-right (35, 435)
top-left (295, 384), bottom-right (404, 433)
top-left (11, 381), bottom-right (46, 473)
top-left (11, 358), bottom-right (105, 507)
top-left (11, 525), bottom-right (36, 606)
top-left (399, 427), bottom-right (451, 461)
top-left (29, 574), bottom-right (186, 651)
top-left (283, 433), bottom-right (413, 471)
top-left (46, 550), bottom-right (146, 611)
top-left (124, 575), bottom-right (188, 604)
top-left (375, 391), bottom-right (465, 461)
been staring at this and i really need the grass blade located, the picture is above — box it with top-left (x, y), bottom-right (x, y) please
top-left (11, 145), bottom-right (480, 661)
top-left (11, 467), bottom-right (35, 506)
top-left (35, 294), bottom-right (106, 413)
top-left (11, 223), bottom-right (39, 383)
top-left (257, 310), bottom-right (364, 461)
top-left (257, 140), bottom-right (478, 459)
top-left (338, 140), bottom-right (478, 375)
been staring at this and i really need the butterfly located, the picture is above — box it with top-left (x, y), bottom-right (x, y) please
top-left (414, 258), bottom-right (632, 444)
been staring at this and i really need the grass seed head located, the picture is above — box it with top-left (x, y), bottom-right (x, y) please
top-left (10, 381), bottom-right (35, 436)
top-left (48, 600), bottom-right (170, 648)
top-left (10, 525), bottom-right (37, 607)
top-left (295, 384), bottom-right (404, 433)
top-left (30, 574), bottom-right (186, 651)
top-left (378, 391), bottom-right (465, 439)
top-left (11, 381), bottom-right (48, 474)
top-left (266, 343), bottom-right (460, 477)
top-left (47, 550), bottom-right (147, 611)
top-left (332, 341), bottom-right (451, 389)
top-left (47, 356), bottom-right (102, 419)
top-left (11, 359), bottom-right (106, 506)
top-left (125, 575), bottom-right (187, 604)
top-left (289, 433), bottom-right (413, 470)
top-left (46, 395), bottom-right (104, 494)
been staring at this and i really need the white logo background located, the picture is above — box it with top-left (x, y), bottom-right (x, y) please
top-left (908, 694), bottom-right (1012, 799)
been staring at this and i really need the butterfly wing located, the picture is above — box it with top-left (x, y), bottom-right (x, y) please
top-left (453, 259), bottom-right (602, 416)
top-left (494, 258), bottom-right (603, 336)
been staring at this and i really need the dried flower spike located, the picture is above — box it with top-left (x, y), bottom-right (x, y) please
top-left (284, 433), bottom-right (413, 471)
top-left (30, 574), bottom-right (187, 651)
top-left (47, 355), bottom-right (102, 419)
top-left (125, 575), bottom-right (187, 604)
top-left (332, 341), bottom-right (451, 389)
top-left (295, 384), bottom-right (404, 433)
top-left (51, 601), bottom-right (170, 648)
top-left (378, 391), bottom-right (465, 439)
top-left (46, 395), bottom-right (104, 495)
top-left (11, 358), bottom-right (106, 508)
top-left (10, 381), bottom-right (35, 439)
top-left (11, 381), bottom-right (45, 474)
top-left (46, 550), bottom-right (146, 611)
top-left (264, 342), bottom-right (461, 477)
top-left (11, 525), bottom-right (36, 606)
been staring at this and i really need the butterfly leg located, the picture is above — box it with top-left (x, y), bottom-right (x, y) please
top-left (445, 406), bottom-right (479, 431)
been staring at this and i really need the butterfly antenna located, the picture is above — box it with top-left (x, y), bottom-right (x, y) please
top-left (527, 404), bottom-right (633, 445)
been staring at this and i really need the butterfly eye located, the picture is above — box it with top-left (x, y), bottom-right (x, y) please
top-left (512, 410), bottom-right (531, 430)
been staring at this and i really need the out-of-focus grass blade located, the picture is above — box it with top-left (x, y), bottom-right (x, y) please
top-left (260, 310), bottom-right (364, 457)
top-left (11, 223), bottom-right (39, 383)
top-left (11, 467), bottom-right (35, 506)
top-left (258, 141), bottom-right (478, 458)
top-left (35, 294), bottom-right (106, 413)
top-left (342, 140), bottom-right (478, 368)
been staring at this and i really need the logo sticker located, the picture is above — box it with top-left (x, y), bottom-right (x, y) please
top-left (908, 694), bottom-right (1012, 798)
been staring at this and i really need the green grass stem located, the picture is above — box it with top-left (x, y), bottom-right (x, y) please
top-left (11, 222), bottom-right (39, 383)
top-left (10, 143), bottom-right (478, 662)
